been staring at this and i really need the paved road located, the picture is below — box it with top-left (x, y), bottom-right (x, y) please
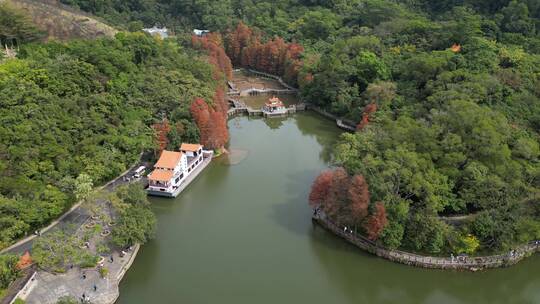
top-left (4, 160), bottom-right (149, 255)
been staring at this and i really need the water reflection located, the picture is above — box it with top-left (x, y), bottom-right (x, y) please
top-left (309, 223), bottom-right (540, 304)
top-left (295, 113), bottom-right (341, 163)
top-left (263, 116), bottom-right (287, 130)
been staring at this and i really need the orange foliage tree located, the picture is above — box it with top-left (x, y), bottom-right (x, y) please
top-left (310, 168), bottom-right (372, 227)
top-left (191, 32), bottom-right (231, 150)
top-left (356, 103), bottom-right (378, 131)
top-left (192, 32), bottom-right (233, 79)
top-left (152, 118), bottom-right (171, 155)
top-left (190, 97), bottom-right (228, 150)
top-left (309, 170), bottom-right (334, 208)
top-left (348, 175), bottom-right (370, 221)
top-left (224, 22), bottom-right (304, 86)
top-left (364, 202), bottom-right (388, 240)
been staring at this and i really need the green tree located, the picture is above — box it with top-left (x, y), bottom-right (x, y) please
top-left (0, 254), bottom-right (19, 288)
top-left (111, 184), bottom-right (156, 247)
top-left (32, 228), bottom-right (97, 272)
top-left (453, 234), bottom-right (480, 255)
top-left (0, 4), bottom-right (43, 47)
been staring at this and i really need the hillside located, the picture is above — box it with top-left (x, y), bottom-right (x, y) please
top-left (1, 0), bottom-right (116, 41)
top-left (62, 0), bottom-right (540, 255)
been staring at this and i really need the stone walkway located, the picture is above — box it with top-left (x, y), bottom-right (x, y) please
top-left (20, 245), bottom-right (139, 304)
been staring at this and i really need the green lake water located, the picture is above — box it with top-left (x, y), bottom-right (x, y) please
top-left (117, 112), bottom-right (540, 304)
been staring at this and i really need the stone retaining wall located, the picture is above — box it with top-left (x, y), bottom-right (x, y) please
top-left (245, 69), bottom-right (298, 91)
top-left (313, 213), bottom-right (540, 271)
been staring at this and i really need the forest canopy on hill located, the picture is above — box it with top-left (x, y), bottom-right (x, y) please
top-left (11, 0), bottom-right (540, 254)
top-left (0, 31), bottom-right (224, 249)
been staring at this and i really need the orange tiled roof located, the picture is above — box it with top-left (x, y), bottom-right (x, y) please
top-left (148, 169), bottom-right (174, 182)
top-left (154, 150), bottom-right (183, 169)
top-left (180, 143), bottom-right (203, 152)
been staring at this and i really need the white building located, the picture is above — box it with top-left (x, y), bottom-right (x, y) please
top-left (143, 26), bottom-right (169, 39)
top-left (147, 150), bottom-right (187, 193)
top-left (147, 143), bottom-right (207, 196)
top-left (193, 29), bottom-right (210, 37)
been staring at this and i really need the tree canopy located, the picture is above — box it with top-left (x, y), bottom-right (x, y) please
top-left (0, 32), bottom-right (223, 249)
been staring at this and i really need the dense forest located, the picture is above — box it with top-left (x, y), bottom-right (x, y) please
top-left (3, 0), bottom-right (540, 257)
top-left (0, 6), bottom-right (232, 249)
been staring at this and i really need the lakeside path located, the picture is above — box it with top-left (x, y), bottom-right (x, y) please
top-left (314, 211), bottom-right (540, 271)
top-left (20, 245), bottom-right (140, 304)
top-left (1, 158), bottom-right (146, 256)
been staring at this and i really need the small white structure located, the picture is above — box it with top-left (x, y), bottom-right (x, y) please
top-left (134, 166), bottom-right (146, 178)
top-left (147, 143), bottom-right (209, 197)
top-left (193, 29), bottom-right (210, 37)
top-left (143, 26), bottom-right (169, 39)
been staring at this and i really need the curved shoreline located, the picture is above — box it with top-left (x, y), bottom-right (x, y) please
top-left (313, 212), bottom-right (540, 271)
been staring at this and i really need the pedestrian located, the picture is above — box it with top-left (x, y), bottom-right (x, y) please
top-left (93, 284), bottom-right (97, 291)
top-left (110, 255), bottom-right (114, 263)
top-left (82, 273), bottom-right (86, 280)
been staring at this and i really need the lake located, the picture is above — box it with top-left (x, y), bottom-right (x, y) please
top-left (117, 112), bottom-right (540, 304)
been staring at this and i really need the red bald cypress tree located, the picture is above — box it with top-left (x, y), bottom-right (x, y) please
top-left (190, 95), bottom-right (229, 150)
top-left (192, 33), bottom-right (233, 79)
top-left (364, 202), bottom-right (388, 240)
top-left (224, 23), bottom-right (303, 85)
top-left (152, 119), bottom-right (171, 155)
top-left (190, 98), bottom-right (211, 146)
top-left (309, 170), bottom-right (334, 208)
top-left (225, 21), bottom-right (256, 66)
top-left (212, 87), bottom-right (228, 118)
top-left (324, 168), bottom-right (350, 220)
top-left (348, 175), bottom-right (370, 222)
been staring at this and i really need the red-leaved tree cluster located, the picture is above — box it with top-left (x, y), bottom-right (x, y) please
top-left (309, 168), bottom-right (387, 240)
top-left (224, 22), bottom-right (304, 85)
top-left (190, 94), bottom-right (228, 150)
top-left (191, 32), bottom-right (231, 150)
top-left (192, 32), bottom-right (233, 80)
